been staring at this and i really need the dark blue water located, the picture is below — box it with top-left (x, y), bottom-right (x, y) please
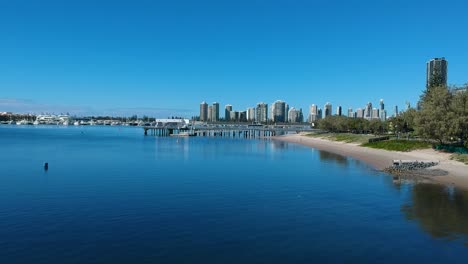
top-left (1, 126), bottom-right (467, 263)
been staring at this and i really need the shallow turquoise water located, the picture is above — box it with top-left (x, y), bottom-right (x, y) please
top-left (0, 126), bottom-right (467, 263)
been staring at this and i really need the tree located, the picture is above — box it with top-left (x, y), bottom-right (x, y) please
top-left (415, 86), bottom-right (453, 144)
top-left (450, 90), bottom-right (468, 147)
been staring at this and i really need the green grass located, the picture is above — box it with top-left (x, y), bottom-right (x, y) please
top-left (450, 153), bottom-right (468, 165)
top-left (361, 140), bottom-right (431, 152)
top-left (305, 133), bottom-right (375, 144)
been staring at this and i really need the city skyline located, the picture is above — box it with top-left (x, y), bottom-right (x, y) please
top-left (198, 98), bottom-right (391, 124)
top-left (1, 1), bottom-right (468, 117)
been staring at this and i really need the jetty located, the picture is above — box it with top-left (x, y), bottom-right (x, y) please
top-left (144, 123), bottom-right (315, 138)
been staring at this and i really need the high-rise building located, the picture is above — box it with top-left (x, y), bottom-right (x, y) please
top-left (247, 108), bottom-right (256, 122)
top-left (426, 57), bottom-right (448, 88)
top-left (225, 104), bottom-right (232, 121)
top-left (288, 107), bottom-right (303, 123)
top-left (347, 108), bottom-right (353, 118)
top-left (356, 108), bottom-right (364, 118)
top-left (372, 108), bottom-right (379, 120)
top-left (394, 105), bottom-right (399, 117)
top-left (379, 99), bottom-right (385, 121)
top-left (256, 103), bottom-right (268, 123)
top-left (324, 102), bottom-right (332, 118)
top-left (239, 111), bottom-right (247, 122)
top-left (211, 102), bottom-right (220, 122)
top-left (381, 110), bottom-right (387, 121)
top-left (230, 111), bottom-right (239, 122)
top-left (364, 102), bottom-right (372, 119)
top-left (336, 106), bottom-right (342, 116)
top-left (208, 106), bottom-right (212, 121)
top-left (200, 101), bottom-right (208, 122)
top-left (309, 104), bottom-right (320, 122)
top-left (272, 100), bottom-right (286, 123)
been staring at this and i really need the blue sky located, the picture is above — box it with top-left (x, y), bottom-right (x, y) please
top-left (1, 0), bottom-right (467, 117)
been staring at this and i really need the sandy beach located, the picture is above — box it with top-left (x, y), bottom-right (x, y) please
top-left (274, 134), bottom-right (468, 190)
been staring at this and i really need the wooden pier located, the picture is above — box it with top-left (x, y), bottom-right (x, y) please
top-left (144, 126), bottom-right (314, 138)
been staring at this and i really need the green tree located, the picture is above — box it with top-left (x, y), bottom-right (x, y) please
top-left (451, 90), bottom-right (468, 147)
top-left (415, 86), bottom-right (453, 144)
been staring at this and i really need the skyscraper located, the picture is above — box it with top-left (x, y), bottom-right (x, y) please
top-left (336, 106), bottom-right (342, 116)
top-left (347, 108), bottom-right (353, 118)
top-left (288, 107), bottom-right (303, 123)
top-left (256, 102), bottom-right (268, 123)
top-left (247, 107), bottom-right (256, 122)
top-left (211, 102), bottom-right (219, 122)
top-left (272, 100), bottom-right (286, 123)
top-left (200, 101), bottom-right (208, 122)
top-left (372, 108), bottom-right (379, 120)
top-left (394, 105), bottom-right (399, 117)
top-left (364, 102), bottom-right (372, 119)
top-left (426, 57), bottom-right (448, 88)
top-left (309, 104), bottom-right (319, 122)
top-left (239, 111), bottom-right (247, 122)
top-left (356, 108), bottom-right (364, 118)
top-left (379, 99), bottom-right (385, 121)
top-left (324, 102), bottom-right (332, 118)
top-left (225, 104), bottom-right (232, 121)
top-left (208, 106), bottom-right (212, 121)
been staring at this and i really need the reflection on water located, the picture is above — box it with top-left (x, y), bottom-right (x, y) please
top-left (270, 140), bottom-right (287, 150)
top-left (402, 183), bottom-right (468, 241)
top-left (318, 150), bottom-right (349, 167)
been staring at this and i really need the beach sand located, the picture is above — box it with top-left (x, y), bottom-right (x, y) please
top-left (274, 134), bottom-right (468, 190)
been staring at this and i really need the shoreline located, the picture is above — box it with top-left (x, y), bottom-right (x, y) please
top-left (273, 134), bottom-right (468, 190)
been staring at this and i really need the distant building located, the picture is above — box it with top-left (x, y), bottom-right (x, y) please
top-left (336, 106), bottom-right (342, 116)
top-left (225, 104), bottom-right (232, 121)
top-left (212, 102), bottom-right (220, 122)
top-left (247, 107), bottom-right (256, 122)
top-left (272, 100), bottom-right (287, 123)
top-left (256, 102), bottom-right (268, 123)
top-left (450, 85), bottom-right (468, 95)
top-left (208, 106), bottom-right (212, 121)
top-left (200, 101), bottom-right (208, 121)
top-left (426, 57), bottom-right (448, 88)
top-left (380, 110), bottom-right (387, 121)
top-left (230, 111), bottom-right (239, 122)
top-left (356, 108), bottom-right (364, 118)
top-left (239, 111), bottom-right (247, 122)
top-left (347, 108), bottom-right (353, 118)
top-left (394, 105), bottom-right (399, 117)
top-left (379, 99), bottom-right (385, 121)
top-left (372, 108), bottom-right (379, 120)
top-left (324, 102), bottom-right (332, 118)
top-left (364, 102), bottom-right (372, 119)
top-left (288, 107), bottom-right (303, 123)
top-left (309, 104), bottom-right (320, 122)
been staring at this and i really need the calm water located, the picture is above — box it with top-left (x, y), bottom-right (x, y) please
top-left (1, 126), bottom-right (468, 263)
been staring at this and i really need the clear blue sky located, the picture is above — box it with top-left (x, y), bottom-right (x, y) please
top-left (1, 0), bottom-right (467, 117)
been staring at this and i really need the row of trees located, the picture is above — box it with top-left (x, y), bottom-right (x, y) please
top-left (316, 84), bottom-right (468, 147)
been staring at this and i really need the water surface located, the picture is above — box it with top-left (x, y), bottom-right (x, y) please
top-left (0, 126), bottom-right (467, 263)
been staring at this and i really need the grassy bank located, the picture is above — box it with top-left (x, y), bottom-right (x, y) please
top-left (305, 133), bottom-right (432, 152)
top-left (450, 153), bottom-right (468, 165)
top-left (361, 140), bottom-right (431, 152)
top-left (305, 133), bottom-right (374, 144)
